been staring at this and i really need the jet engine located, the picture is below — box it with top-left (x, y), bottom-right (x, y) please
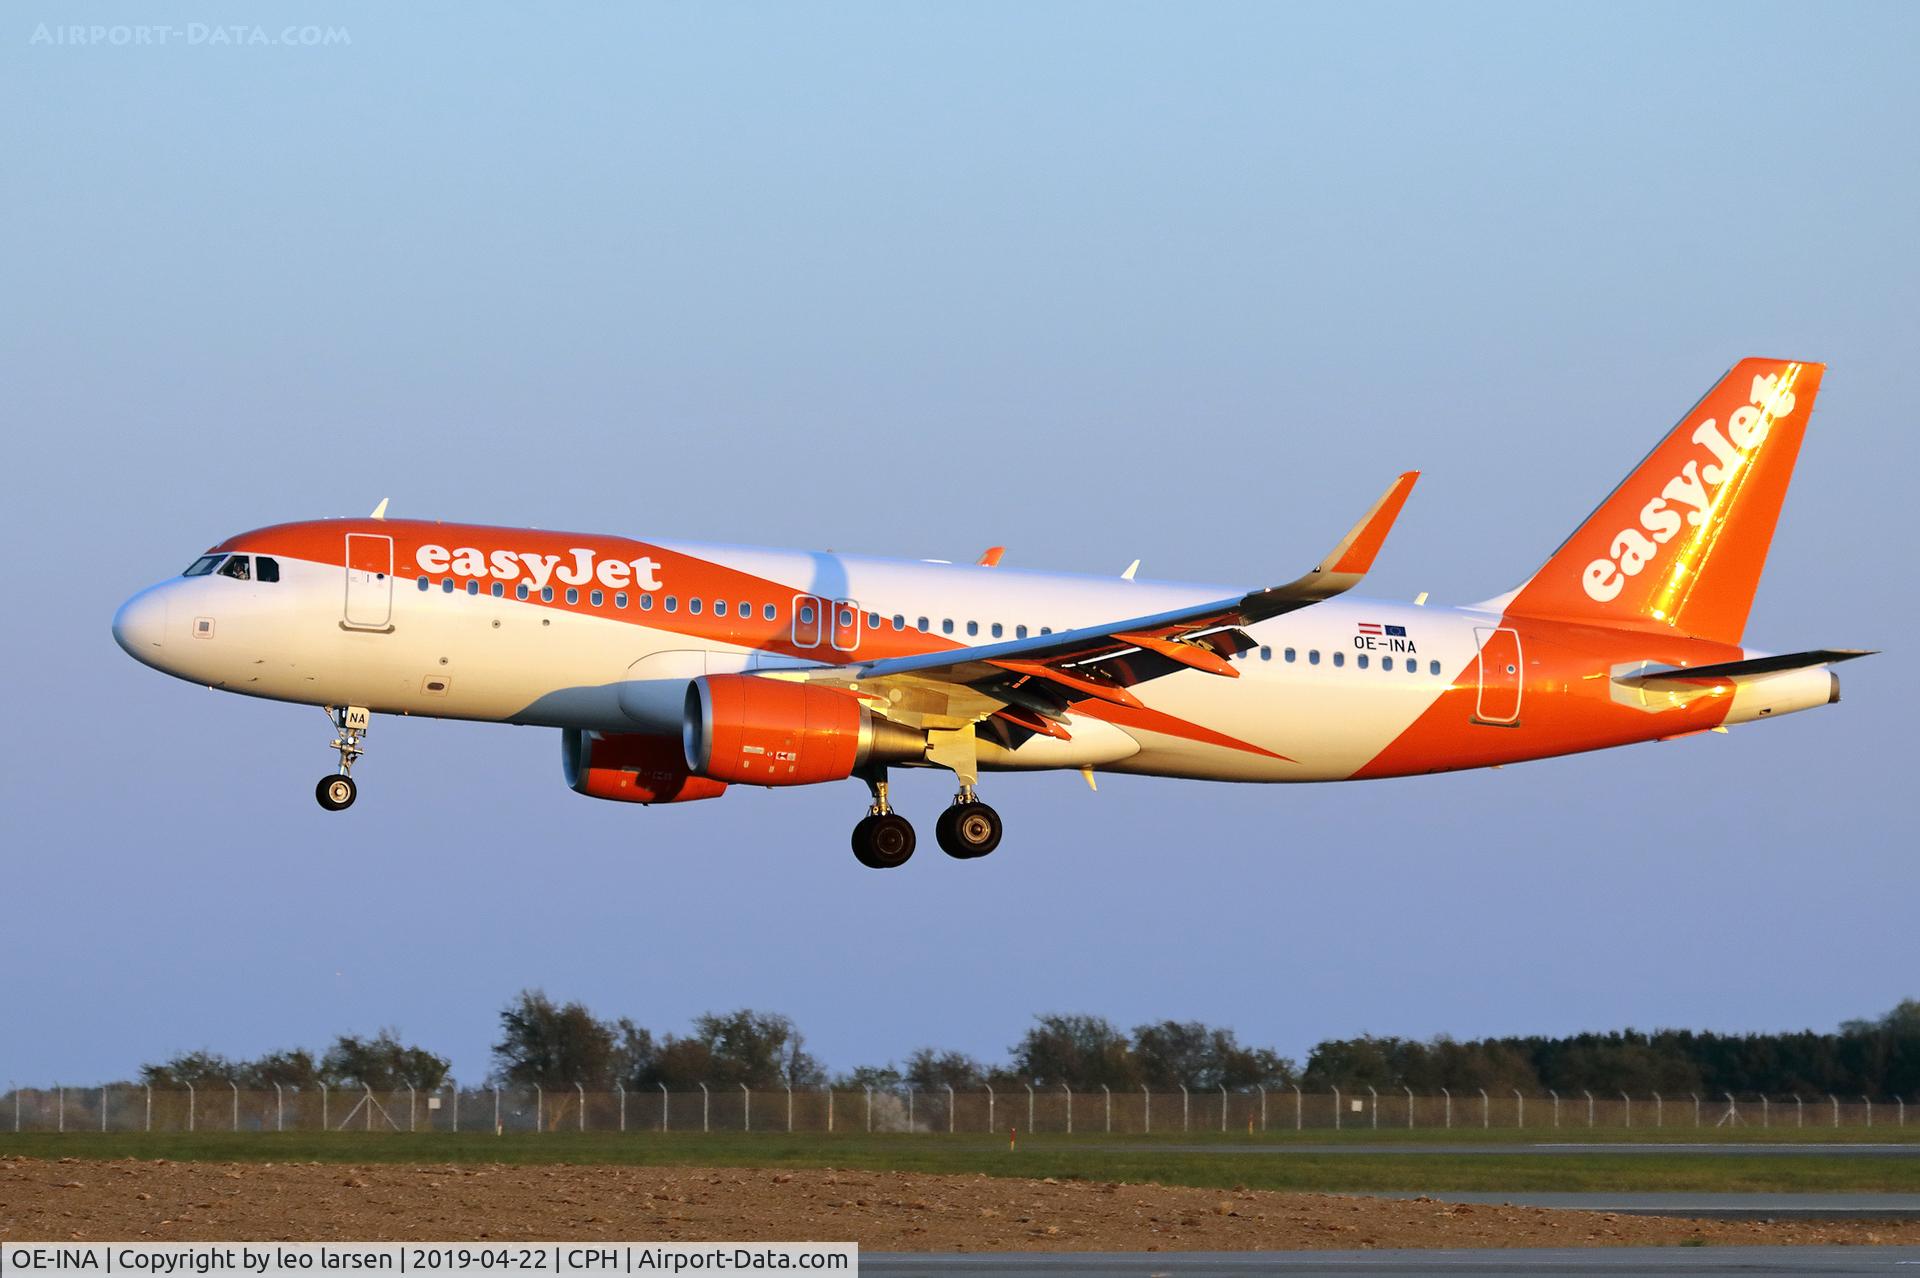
top-left (683, 674), bottom-right (925, 785)
top-left (562, 729), bottom-right (728, 804)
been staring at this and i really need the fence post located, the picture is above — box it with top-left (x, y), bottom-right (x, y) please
top-left (699, 1083), bottom-right (709, 1134)
top-left (827, 1087), bottom-right (834, 1134)
top-left (1898, 1096), bottom-right (1905, 1128)
top-left (1621, 1091), bottom-right (1630, 1128)
top-left (864, 1086), bottom-right (873, 1133)
top-left (1583, 1090), bottom-right (1593, 1128)
top-left (577, 1083), bottom-right (586, 1133)
top-left (365, 1085), bottom-right (375, 1132)
top-left (494, 1086), bottom-right (501, 1135)
top-left (1794, 1094), bottom-right (1803, 1127)
top-left (1331, 1086), bottom-right (1340, 1131)
top-left (1142, 1085), bottom-right (1150, 1134)
top-left (101, 1084), bottom-right (109, 1133)
top-left (58, 1085), bottom-right (64, 1134)
top-left (186, 1081), bottom-right (195, 1133)
top-left (145, 1084), bottom-right (152, 1133)
top-left (1222, 1086), bottom-right (1229, 1133)
top-left (1864, 1096), bottom-right (1872, 1128)
top-left (742, 1083), bottom-right (750, 1133)
top-left (1293, 1083), bottom-right (1302, 1131)
top-left (906, 1084), bottom-right (914, 1128)
top-left (1441, 1087), bottom-right (1450, 1129)
top-left (616, 1083), bottom-right (625, 1134)
top-left (11, 1083), bottom-right (17, 1134)
top-left (1761, 1095), bottom-right (1769, 1128)
top-left (535, 1085), bottom-right (543, 1133)
top-left (948, 1084), bottom-right (957, 1135)
top-left (451, 1080), bottom-right (458, 1134)
top-left (229, 1081), bottom-right (238, 1131)
top-left (1691, 1092), bottom-right (1698, 1128)
top-left (785, 1084), bottom-right (792, 1133)
top-left (1063, 1084), bottom-right (1072, 1135)
top-left (274, 1083), bottom-right (283, 1133)
top-left (1103, 1085), bottom-right (1111, 1134)
top-left (409, 1084), bottom-right (417, 1133)
top-left (1830, 1094), bottom-right (1838, 1128)
top-left (320, 1082), bottom-right (327, 1132)
top-left (1025, 1083), bottom-right (1034, 1133)
top-left (1367, 1086), bottom-right (1378, 1130)
top-left (1404, 1085), bottom-right (1413, 1129)
top-left (1183, 1084), bottom-right (1192, 1132)
top-left (1724, 1092), bottom-right (1736, 1125)
top-left (1478, 1088), bottom-right (1489, 1129)
top-left (1549, 1089), bottom-right (1558, 1129)
top-left (658, 1083), bottom-right (667, 1132)
top-left (1513, 1089), bottom-right (1523, 1128)
top-left (1653, 1091), bottom-right (1662, 1128)
top-left (1263, 1086), bottom-right (1271, 1132)
top-left (986, 1084), bottom-right (994, 1133)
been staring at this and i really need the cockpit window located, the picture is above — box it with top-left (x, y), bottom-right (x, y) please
top-left (182, 554), bottom-right (225, 577)
top-left (218, 555), bottom-right (252, 581)
top-left (255, 556), bottom-right (280, 583)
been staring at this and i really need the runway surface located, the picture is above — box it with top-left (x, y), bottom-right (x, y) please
top-left (1372, 1192), bottom-right (1920, 1220)
top-left (1090, 1142), bottom-right (1920, 1157)
top-left (864, 1247), bottom-right (1920, 1276)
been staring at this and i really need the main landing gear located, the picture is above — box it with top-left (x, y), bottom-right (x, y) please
top-left (850, 771), bottom-right (1003, 869)
top-left (316, 705), bottom-right (369, 812)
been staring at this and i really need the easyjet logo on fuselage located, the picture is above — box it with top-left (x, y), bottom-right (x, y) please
top-left (415, 543), bottom-right (664, 593)
top-left (1581, 371), bottom-right (1799, 604)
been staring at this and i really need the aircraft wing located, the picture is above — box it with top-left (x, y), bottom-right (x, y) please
top-left (785, 472), bottom-right (1419, 734)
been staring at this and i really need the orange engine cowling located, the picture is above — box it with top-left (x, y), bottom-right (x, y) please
top-left (683, 675), bottom-right (925, 786)
top-left (562, 729), bottom-right (728, 804)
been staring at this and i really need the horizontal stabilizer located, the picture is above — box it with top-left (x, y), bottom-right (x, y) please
top-left (1614, 648), bottom-right (1874, 687)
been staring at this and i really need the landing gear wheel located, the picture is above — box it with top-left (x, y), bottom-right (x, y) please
top-left (936, 801), bottom-right (1002, 859)
top-left (852, 812), bottom-right (916, 869)
top-left (316, 773), bottom-right (357, 811)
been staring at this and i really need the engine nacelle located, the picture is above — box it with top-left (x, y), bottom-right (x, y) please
top-left (562, 729), bottom-right (728, 804)
top-left (683, 675), bottom-right (925, 785)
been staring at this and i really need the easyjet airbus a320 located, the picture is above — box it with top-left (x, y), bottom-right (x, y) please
top-left (114, 359), bottom-right (1867, 867)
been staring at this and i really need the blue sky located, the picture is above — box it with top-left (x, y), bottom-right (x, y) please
top-left (2, 1), bottom-right (1914, 1087)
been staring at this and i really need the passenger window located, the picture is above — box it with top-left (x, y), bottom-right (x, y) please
top-left (1016, 625), bottom-right (1028, 639)
top-left (763, 603), bottom-right (776, 621)
top-left (564, 588), bottom-right (577, 604)
top-left (917, 617), bottom-right (930, 632)
top-left (991, 622), bottom-right (1003, 638)
top-left (1284, 647), bottom-right (1296, 662)
top-left (1040, 626), bottom-right (1052, 635)
top-left (218, 555), bottom-right (251, 581)
top-left (491, 581), bottom-right (503, 598)
top-left (1333, 651), bottom-right (1345, 667)
top-left (1309, 649), bottom-right (1320, 665)
top-left (1430, 660), bottom-right (1441, 675)
top-left (516, 583), bottom-right (530, 601)
top-left (418, 576), bottom-right (430, 592)
top-left (967, 621), bottom-right (979, 637)
top-left (467, 580), bottom-right (480, 596)
top-left (641, 594), bottom-right (654, 611)
top-left (689, 597), bottom-right (702, 614)
top-left (1383, 656), bottom-right (1394, 671)
top-left (590, 590), bottom-right (603, 607)
top-left (255, 557), bottom-right (280, 583)
top-left (182, 554), bottom-right (225, 577)
top-left (798, 603), bottom-right (813, 625)
top-left (892, 614), bottom-right (905, 631)
top-left (1260, 646), bottom-right (1271, 661)
top-left (739, 600), bottom-right (750, 617)
top-left (665, 596), bottom-right (678, 613)
top-left (1357, 653), bottom-right (1369, 669)
top-left (868, 611), bottom-right (881, 628)
top-left (714, 599), bottom-right (727, 617)
top-left (442, 578), bottom-right (455, 593)
top-left (542, 586), bottom-right (554, 602)
top-left (615, 592), bottom-right (628, 609)
top-left (942, 619), bottom-right (955, 635)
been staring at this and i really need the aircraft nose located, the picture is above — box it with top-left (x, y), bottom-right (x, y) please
top-left (112, 587), bottom-right (170, 662)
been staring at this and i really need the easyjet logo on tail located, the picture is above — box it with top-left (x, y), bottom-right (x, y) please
top-left (1581, 369), bottom-right (1800, 604)
top-left (415, 543), bottom-right (664, 593)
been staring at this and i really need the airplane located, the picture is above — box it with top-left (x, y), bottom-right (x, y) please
top-left (112, 358), bottom-right (1869, 868)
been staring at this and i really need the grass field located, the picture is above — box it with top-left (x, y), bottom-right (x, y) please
top-left (5, 1128), bottom-right (1916, 1194)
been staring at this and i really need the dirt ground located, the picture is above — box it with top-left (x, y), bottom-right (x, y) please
top-left (4, 1156), bottom-right (1917, 1251)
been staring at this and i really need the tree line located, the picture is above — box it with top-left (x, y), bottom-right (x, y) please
top-left (135, 996), bottom-right (1919, 1097)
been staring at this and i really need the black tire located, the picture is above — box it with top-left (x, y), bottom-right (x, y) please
top-left (852, 812), bottom-right (915, 869)
top-left (316, 774), bottom-right (357, 811)
top-left (936, 801), bottom-right (1002, 859)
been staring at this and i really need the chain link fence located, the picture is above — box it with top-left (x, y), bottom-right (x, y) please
top-left (2, 1085), bottom-right (1909, 1134)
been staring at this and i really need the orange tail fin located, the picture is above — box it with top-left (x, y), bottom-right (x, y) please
top-left (1505, 358), bottom-right (1824, 645)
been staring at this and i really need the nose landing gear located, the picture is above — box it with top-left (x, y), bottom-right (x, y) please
top-left (935, 787), bottom-right (1002, 859)
top-left (317, 705), bottom-right (370, 811)
top-left (851, 770), bottom-right (915, 869)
